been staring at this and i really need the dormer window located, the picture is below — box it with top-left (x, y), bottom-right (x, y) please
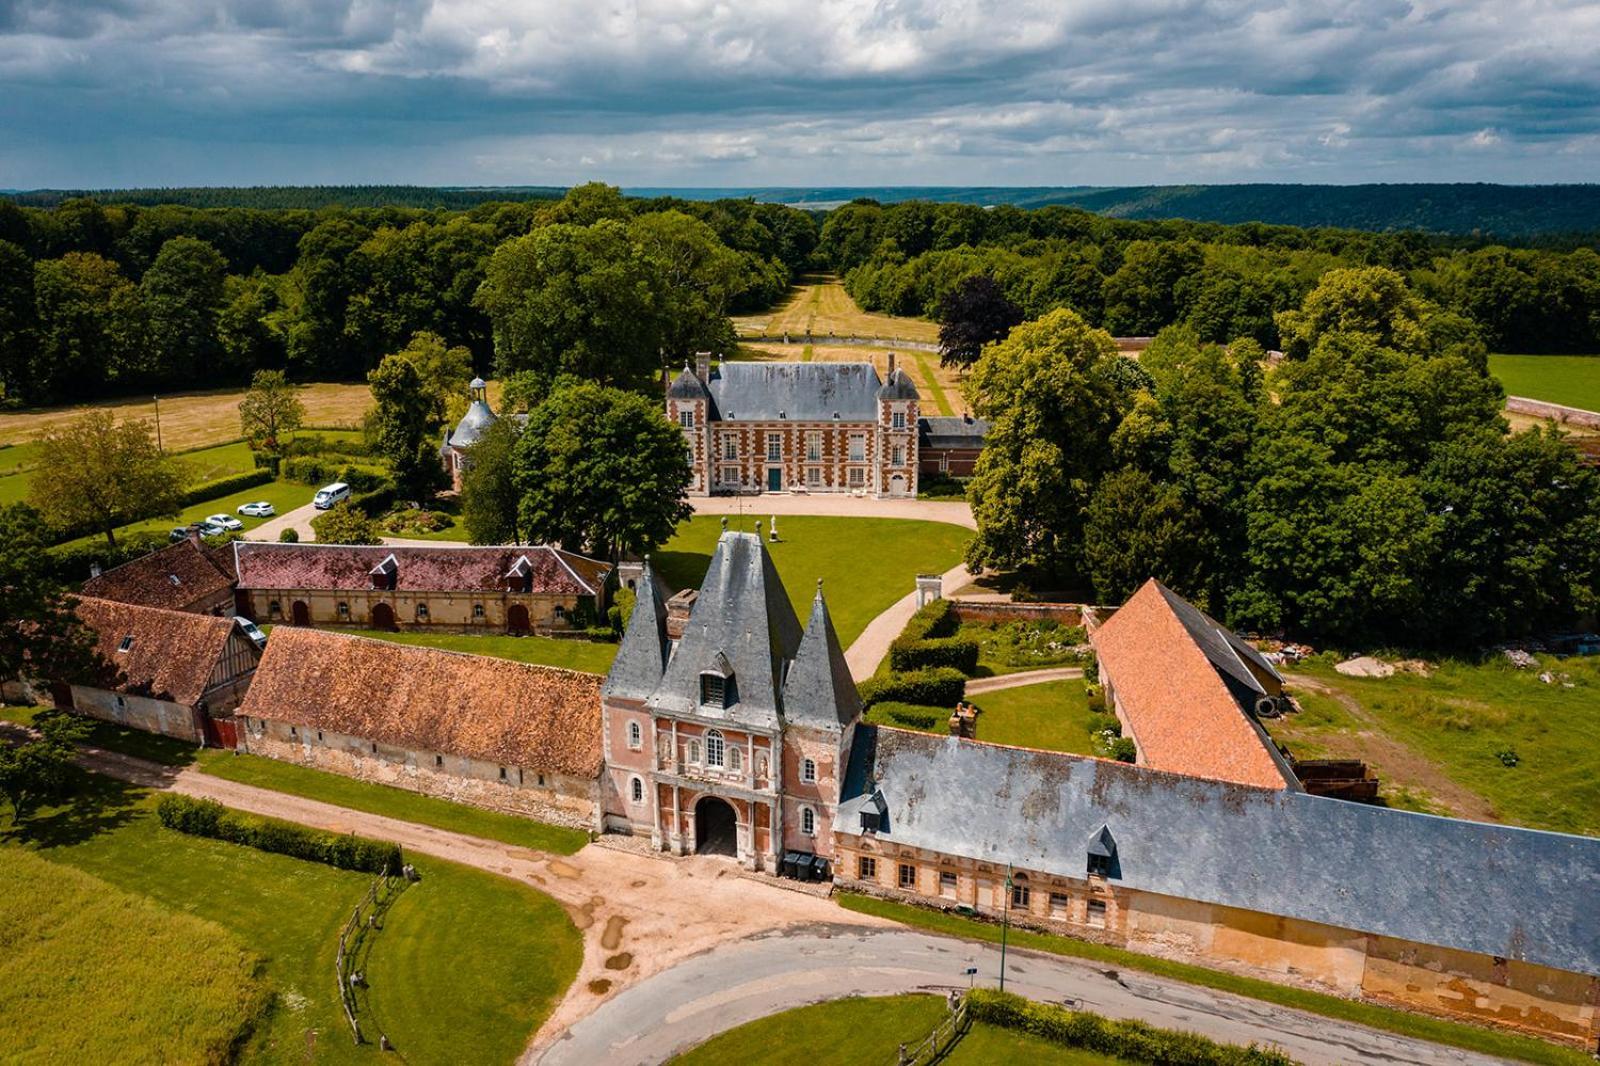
top-left (369, 553), bottom-right (399, 591)
top-left (700, 673), bottom-right (725, 709)
top-left (506, 555), bottom-right (534, 594)
top-left (167, 574), bottom-right (182, 586)
top-left (1087, 824), bottom-right (1119, 879)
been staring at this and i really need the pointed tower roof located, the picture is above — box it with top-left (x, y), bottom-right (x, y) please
top-left (602, 557), bottom-right (671, 701)
top-left (667, 362), bottom-right (710, 401)
top-left (782, 580), bottom-right (862, 731)
top-left (876, 366), bottom-right (919, 401)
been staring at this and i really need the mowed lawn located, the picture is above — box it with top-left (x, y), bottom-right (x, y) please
top-left (1489, 353), bottom-right (1600, 411)
top-left (53, 477), bottom-right (315, 549)
top-left (655, 515), bottom-right (971, 646)
top-left (1284, 656), bottom-right (1600, 837)
top-left (732, 276), bottom-right (940, 344)
top-left (670, 995), bottom-right (1117, 1066)
top-left (1, 848), bottom-right (270, 1065)
top-left (1, 772), bottom-right (582, 1065)
top-left (866, 680), bottom-right (1093, 754)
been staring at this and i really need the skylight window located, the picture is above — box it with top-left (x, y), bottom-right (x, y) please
top-left (168, 574), bottom-right (182, 586)
top-left (117, 635), bottom-right (134, 653)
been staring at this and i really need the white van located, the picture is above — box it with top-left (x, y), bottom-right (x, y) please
top-left (313, 482), bottom-right (351, 509)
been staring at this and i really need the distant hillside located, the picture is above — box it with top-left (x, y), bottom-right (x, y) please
top-left (1, 185), bottom-right (564, 210)
top-left (628, 184), bottom-right (1600, 239)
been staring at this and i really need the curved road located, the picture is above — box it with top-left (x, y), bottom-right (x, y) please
top-left (536, 928), bottom-right (1513, 1066)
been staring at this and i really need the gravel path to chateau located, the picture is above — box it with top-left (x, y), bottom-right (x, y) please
top-left (691, 494), bottom-right (975, 529)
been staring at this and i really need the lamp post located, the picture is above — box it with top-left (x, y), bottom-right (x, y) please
top-left (999, 862), bottom-right (1012, 992)
top-left (153, 395), bottom-right (163, 452)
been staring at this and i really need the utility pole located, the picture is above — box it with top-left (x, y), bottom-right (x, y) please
top-left (153, 395), bottom-right (163, 452)
top-left (999, 862), bottom-right (1012, 992)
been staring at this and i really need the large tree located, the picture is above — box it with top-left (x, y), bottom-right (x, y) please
top-left (309, 500), bottom-right (383, 545)
top-left (391, 330), bottom-right (474, 428)
top-left (512, 380), bottom-right (692, 563)
top-left (27, 413), bottom-right (185, 547)
top-left (0, 708), bottom-right (90, 822)
top-left (629, 210), bottom-right (741, 363)
top-left (141, 236), bottom-right (228, 384)
top-left (937, 274), bottom-right (1024, 369)
top-left (0, 239), bottom-right (35, 402)
top-left (237, 369), bottom-right (305, 458)
top-left (367, 354), bottom-right (446, 502)
top-left (460, 417), bottom-right (523, 545)
top-left (31, 252), bottom-right (146, 400)
top-left (0, 503), bottom-right (100, 687)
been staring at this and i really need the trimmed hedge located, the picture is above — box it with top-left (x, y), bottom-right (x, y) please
top-left (283, 456), bottom-right (388, 491)
top-left (967, 989), bottom-right (1294, 1066)
top-left (178, 469), bottom-right (274, 508)
top-left (858, 667), bottom-right (966, 708)
top-left (873, 702), bottom-right (943, 730)
top-left (157, 794), bottom-right (402, 875)
top-left (351, 481), bottom-right (397, 518)
top-left (47, 532), bottom-right (170, 585)
top-left (889, 599), bottom-right (980, 674)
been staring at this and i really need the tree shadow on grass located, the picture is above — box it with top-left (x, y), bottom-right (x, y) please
top-left (651, 549), bottom-right (713, 596)
top-left (1, 766), bottom-right (148, 850)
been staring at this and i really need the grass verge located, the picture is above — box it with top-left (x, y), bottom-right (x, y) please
top-left (345, 626), bottom-right (619, 674)
top-left (835, 895), bottom-right (1593, 1066)
top-left (1489, 353), bottom-right (1600, 411)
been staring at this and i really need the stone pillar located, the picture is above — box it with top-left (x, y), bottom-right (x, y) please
top-left (915, 574), bottom-right (943, 608)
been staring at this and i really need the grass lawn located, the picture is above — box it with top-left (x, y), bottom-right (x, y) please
top-left (732, 275), bottom-right (940, 344)
top-left (1, 704), bottom-right (202, 766)
top-left (965, 619), bottom-right (1088, 677)
top-left (1, 848), bottom-right (270, 1064)
top-left (345, 627), bottom-right (619, 674)
top-left (53, 478), bottom-right (315, 550)
top-left (865, 681), bottom-right (1093, 754)
top-left (656, 515), bottom-right (970, 647)
top-left (2, 771), bottom-right (581, 1064)
top-left (1489, 353), bottom-right (1600, 411)
top-left (195, 749), bottom-right (591, 854)
top-left (1280, 656), bottom-right (1600, 837)
top-left (669, 994), bottom-right (1118, 1066)
top-left (836, 895), bottom-right (1592, 1066)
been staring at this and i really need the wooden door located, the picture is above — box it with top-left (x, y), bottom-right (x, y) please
top-left (507, 603), bottom-right (530, 635)
top-left (291, 600), bottom-right (310, 626)
top-left (767, 467), bottom-right (782, 492)
top-left (370, 602), bottom-right (396, 631)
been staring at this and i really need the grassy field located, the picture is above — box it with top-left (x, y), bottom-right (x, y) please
top-left (670, 994), bottom-right (1117, 1066)
top-left (2, 771), bottom-right (581, 1064)
top-left (1273, 655), bottom-right (1600, 837)
top-left (346, 627), bottom-right (619, 674)
top-left (732, 275), bottom-right (940, 343)
top-left (1489, 353), bottom-right (1600, 411)
top-left (836, 895), bottom-right (1593, 1066)
top-left (1, 848), bottom-right (270, 1064)
top-left (52, 477), bottom-right (315, 548)
top-left (656, 515), bottom-right (970, 646)
top-left (866, 680), bottom-right (1093, 754)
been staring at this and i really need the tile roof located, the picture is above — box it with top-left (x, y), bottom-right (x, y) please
top-left (73, 596), bottom-right (249, 706)
top-left (1090, 579), bottom-right (1293, 789)
top-left (705, 362), bottom-right (883, 422)
top-left (81, 538), bottom-right (236, 613)
top-left (839, 726), bottom-right (1600, 979)
top-left (918, 415), bottom-right (991, 449)
top-left (232, 543), bottom-right (611, 596)
top-left (237, 628), bottom-right (604, 777)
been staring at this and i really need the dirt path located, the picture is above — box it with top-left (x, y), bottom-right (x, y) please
top-left (63, 745), bottom-right (887, 1060)
top-left (964, 666), bottom-right (1084, 694)
top-left (691, 494), bottom-right (974, 529)
top-left (1281, 674), bottom-right (1500, 822)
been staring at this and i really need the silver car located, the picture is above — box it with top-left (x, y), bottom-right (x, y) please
top-left (206, 513), bottom-right (245, 531)
top-left (237, 501), bottom-right (276, 518)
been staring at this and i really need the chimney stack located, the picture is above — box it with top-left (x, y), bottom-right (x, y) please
top-left (89, 562), bottom-right (102, 579)
top-left (948, 701), bottom-right (979, 739)
top-left (695, 350), bottom-right (711, 383)
top-left (887, 352), bottom-right (896, 377)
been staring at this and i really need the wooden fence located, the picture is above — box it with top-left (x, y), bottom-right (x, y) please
top-left (335, 871), bottom-right (406, 1045)
top-left (893, 992), bottom-right (970, 1066)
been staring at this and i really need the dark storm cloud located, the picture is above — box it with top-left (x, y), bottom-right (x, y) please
top-left (1, 0), bottom-right (1596, 186)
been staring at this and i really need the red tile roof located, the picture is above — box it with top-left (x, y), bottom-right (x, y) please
top-left (73, 596), bottom-right (247, 706)
top-left (1090, 579), bottom-right (1293, 790)
top-left (231, 543), bottom-right (610, 596)
top-left (237, 628), bottom-right (604, 777)
top-left (81, 539), bottom-right (236, 613)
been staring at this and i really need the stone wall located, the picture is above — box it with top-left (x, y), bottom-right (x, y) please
top-left (70, 686), bottom-right (200, 743)
top-left (1506, 395), bottom-right (1600, 430)
top-left (947, 600), bottom-right (1089, 627)
top-left (240, 588), bottom-right (592, 633)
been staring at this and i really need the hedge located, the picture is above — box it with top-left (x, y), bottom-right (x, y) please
top-left (350, 481), bottom-right (397, 518)
top-left (889, 598), bottom-right (980, 674)
top-left (47, 532), bottom-right (169, 585)
top-left (157, 794), bottom-right (402, 875)
top-left (282, 456), bottom-right (388, 491)
top-left (967, 989), bottom-right (1294, 1066)
top-left (858, 667), bottom-right (966, 708)
top-left (178, 469), bottom-right (274, 508)
top-left (873, 702), bottom-right (944, 730)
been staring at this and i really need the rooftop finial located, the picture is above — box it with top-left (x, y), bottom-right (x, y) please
top-left (720, 516), bottom-right (728, 531)
top-left (815, 577), bottom-right (824, 597)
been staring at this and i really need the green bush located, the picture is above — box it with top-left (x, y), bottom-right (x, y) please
top-left (278, 527), bottom-right (299, 543)
top-left (1108, 736), bottom-right (1137, 762)
top-left (901, 598), bottom-right (961, 642)
top-left (283, 457), bottom-right (386, 490)
top-left (967, 989), bottom-right (1294, 1066)
top-left (858, 667), bottom-right (966, 708)
top-left (874, 702), bottom-right (944, 730)
top-left (157, 794), bottom-right (401, 874)
top-left (1087, 711), bottom-right (1121, 737)
top-left (351, 482), bottom-right (397, 518)
top-left (47, 532), bottom-right (170, 585)
top-left (1083, 649), bottom-right (1099, 685)
top-left (608, 586), bottom-right (636, 634)
top-left (178, 469), bottom-right (274, 508)
top-left (889, 599), bottom-right (979, 674)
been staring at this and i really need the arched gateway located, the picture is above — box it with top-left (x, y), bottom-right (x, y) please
top-left (694, 796), bottom-right (738, 857)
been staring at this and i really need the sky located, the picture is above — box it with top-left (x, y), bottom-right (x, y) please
top-left (2, 0), bottom-right (1598, 189)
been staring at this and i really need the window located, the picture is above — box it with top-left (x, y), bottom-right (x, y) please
top-left (940, 870), bottom-right (958, 898)
top-left (688, 739), bottom-right (700, 764)
top-left (1050, 891), bottom-right (1070, 918)
top-left (436, 754), bottom-right (444, 767)
top-left (1087, 853), bottom-right (1112, 877)
top-left (766, 433), bottom-right (782, 461)
top-left (679, 408), bottom-right (695, 428)
top-left (290, 726), bottom-right (298, 737)
top-left (729, 745), bottom-right (742, 772)
top-left (806, 431), bottom-right (822, 461)
top-left (858, 856), bottom-right (877, 880)
top-left (801, 757), bottom-right (816, 783)
top-left (268, 600), bottom-right (282, 619)
top-left (554, 605), bottom-right (566, 620)
top-left (722, 436), bottom-right (738, 461)
top-left (116, 635), bottom-right (134, 653)
top-left (801, 806), bottom-right (815, 835)
top-left (892, 410), bottom-right (906, 431)
top-left (805, 466), bottom-right (821, 487)
top-left (627, 720), bottom-right (643, 750)
top-left (848, 467), bottom-right (865, 487)
top-left (1011, 875), bottom-right (1031, 909)
top-left (473, 603), bottom-right (485, 619)
top-left (1087, 899), bottom-right (1108, 928)
top-left (370, 742), bottom-right (378, 753)
top-left (706, 729), bottom-right (725, 768)
top-left (848, 434), bottom-right (866, 462)
top-left (631, 777), bottom-right (644, 803)
top-left (317, 730), bottom-right (323, 741)
top-left (337, 601), bottom-right (350, 619)
top-left (537, 773), bottom-right (545, 786)
top-left (892, 445), bottom-right (904, 466)
top-left (415, 602), bottom-right (429, 621)
top-left (499, 766), bottom-right (507, 780)
top-left (719, 465), bottom-right (740, 485)
top-left (700, 673), bottom-right (726, 709)
top-left (898, 863), bottom-right (917, 889)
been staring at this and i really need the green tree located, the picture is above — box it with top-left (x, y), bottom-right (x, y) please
top-left (460, 417), bottom-right (523, 544)
top-left (630, 210), bottom-right (741, 362)
top-left (392, 330), bottom-right (474, 428)
top-left (141, 236), bottom-right (227, 384)
top-left (1101, 240), bottom-right (1204, 335)
top-left (0, 708), bottom-right (91, 822)
top-left (1083, 469), bottom-right (1199, 604)
top-left (962, 309), bottom-right (1130, 578)
top-left (237, 369), bottom-right (305, 458)
top-left (31, 252), bottom-right (146, 399)
top-left (0, 240), bottom-right (36, 402)
top-left (0, 504), bottom-right (100, 687)
top-left (367, 354), bottom-right (446, 502)
top-left (216, 272), bottom-right (285, 377)
top-left (27, 413), bottom-right (185, 547)
top-left (309, 500), bottom-right (382, 545)
top-left (512, 380), bottom-right (692, 562)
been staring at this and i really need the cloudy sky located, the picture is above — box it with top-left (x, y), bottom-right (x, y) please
top-left (2, 0), bottom-right (1597, 189)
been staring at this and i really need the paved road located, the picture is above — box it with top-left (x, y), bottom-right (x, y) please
top-left (537, 928), bottom-right (1514, 1066)
top-left (964, 666), bottom-right (1085, 694)
top-left (246, 500), bottom-right (320, 541)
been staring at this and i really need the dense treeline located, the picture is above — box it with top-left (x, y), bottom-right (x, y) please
top-left (822, 200), bottom-right (1600, 355)
top-left (0, 185), bottom-right (817, 404)
top-left (3, 185), bottom-right (564, 210)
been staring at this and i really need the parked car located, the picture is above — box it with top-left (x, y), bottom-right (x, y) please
top-left (237, 501), bottom-right (276, 518)
top-left (195, 520), bottom-right (227, 537)
top-left (205, 513), bottom-right (244, 531)
top-left (313, 482), bottom-right (351, 509)
top-left (235, 618), bottom-right (267, 649)
top-left (168, 526), bottom-right (193, 543)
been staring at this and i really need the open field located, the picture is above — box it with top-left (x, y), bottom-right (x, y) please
top-left (670, 994), bottom-right (1116, 1066)
top-left (1, 770), bottom-right (581, 1064)
top-left (1, 848), bottom-right (270, 1064)
top-left (1270, 655), bottom-right (1600, 837)
top-left (1489, 353), bottom-right (1600, 412)
top-left (740, 341), bottom-right (962, 417)
top-left (733, 276), bottom-right (941, 344)
top-left (347, 627), bottom-right (619, 674)
top-left (836, 895), bottom-right (1594, 1066)
top-left (656, 514), bottom-right (970, 646)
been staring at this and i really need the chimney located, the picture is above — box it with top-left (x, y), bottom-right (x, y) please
top-left (666, 589), bottom-right (697, 640)
top-left (948, 701), bottom-right (978, 739)
top-left (887, 352), bottom-right (896, 377)
top-left (89, 562), bottom-right (102, 579)
top-left (695, 350), bottom-right (711, 383)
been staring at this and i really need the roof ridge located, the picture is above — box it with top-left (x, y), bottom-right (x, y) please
top-left (270, 626), bottom-right (604, 679)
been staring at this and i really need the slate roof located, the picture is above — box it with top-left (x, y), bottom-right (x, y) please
top-left (667, 364), bottom-right (710, 401)
top-left (839, 726), bottom-right (1600, 978)
top-left (1091, 579), bottom-right (1293, 789)
top-left (73, 596), bottom-right (251, 706)
top-left (780, 582), bottom-right (861, 731)
top-left (446, 398), bottom-right (498, 449)
top-left (238, 628), bottom-right (604, 777)
top-left (232, 543), bottom-right (610, 596)
top-left (81, 538), bottom-right (236, 613)
top-left (603, 557), bottom-right (672, 702)
top-left (705, 362), bottom-right (883, 422)
top-left (876, 367), bottom-right (920, 401)
top-left (918, 415), bottom-right (991, 450)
